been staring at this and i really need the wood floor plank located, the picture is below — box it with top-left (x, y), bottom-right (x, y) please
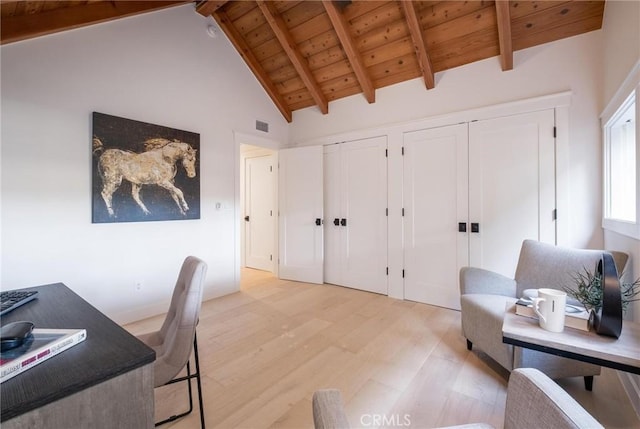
top-left (213, 318), bottom-right (332, 386)
top-left (386, 355), bottom-right (465, 428)
top-left (124, 268), bottom-right (640, 429)
top-left (219, 345), bottom-right (353, 428)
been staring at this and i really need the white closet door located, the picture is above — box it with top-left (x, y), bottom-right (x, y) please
top-left (340, 137), bottom-right (388, 294)
top-left (469, 109), bottom-right (556, 278)
top-left (324, 136), bottom-right (388, 294)
top-left (403, 124), bottom-right (469, 310)
top-left (278, 146), bottom-right (324, 284)
top-left (323, 145), bottom-right (342, 286)
top-left (245, 155), bottom-right (275, 271)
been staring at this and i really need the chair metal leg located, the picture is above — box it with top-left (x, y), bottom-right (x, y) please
top-left (193, 332), bottom-right (206, 429)
top-left (155, 333), bottom-right (205, 428)
top-left (584, 375), bottom-right (594, 391)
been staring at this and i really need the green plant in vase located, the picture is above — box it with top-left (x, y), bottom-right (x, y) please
top-left (564, 262), bottom-right (640, 314)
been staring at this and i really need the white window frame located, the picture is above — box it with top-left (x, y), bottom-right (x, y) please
top-left (601, 61), bottom-right (640, 239)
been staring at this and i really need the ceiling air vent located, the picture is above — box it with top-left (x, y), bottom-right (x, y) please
top-left (256, 120), bottom-right (269, 133)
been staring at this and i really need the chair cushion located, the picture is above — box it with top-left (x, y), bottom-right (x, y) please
top-left (460, 294), bottom-right (517, 370)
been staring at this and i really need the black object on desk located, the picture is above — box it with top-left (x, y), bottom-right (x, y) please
top-left (1, 290), bottom-right (38, 315)
top-left (0, 283), bottom-right (155, 422)
top-left (0, 321), bottom-right (35, 351)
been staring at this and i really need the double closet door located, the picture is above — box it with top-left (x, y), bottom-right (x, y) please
top-left (324, 137), bottom-right (388, 294)
top-left (403, 109), bottom-right (557, 310)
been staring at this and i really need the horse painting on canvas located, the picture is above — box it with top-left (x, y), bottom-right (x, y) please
top-left (91, 112), bottom-right (200, 223)
top-left (95, 138), bottom-right (197, 217)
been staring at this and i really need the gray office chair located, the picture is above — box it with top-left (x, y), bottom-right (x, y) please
top-left (137, 256), bottom-right (208, 428)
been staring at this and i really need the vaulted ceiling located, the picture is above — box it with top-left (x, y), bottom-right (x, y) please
top-left (2, 1), bottom-right (606, 122)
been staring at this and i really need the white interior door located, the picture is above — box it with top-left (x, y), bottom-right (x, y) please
top-left (324, 144), bottom-right (342, 285)
top-left (244, 155), bottom-right (274, 271)
top-left (278, 146), bottom-right (324, 284)
top-left (403, 124), bottom-right (469, 309)
top-left (339, 137), bottom-right (388, 294)
top-left (469, 109), bottom-right (556, 277)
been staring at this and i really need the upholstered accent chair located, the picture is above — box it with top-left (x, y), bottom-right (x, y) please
top-left (311, 368), bottom-right (603, 429)
top-left (137, 256), bottom-right (208, 428)
top-left (312, 389), bottom-right (351, 429)
top-left (460, 240), bottom-right (628, 391)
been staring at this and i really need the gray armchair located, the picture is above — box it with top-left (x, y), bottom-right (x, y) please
top-left (460, 240), bottom-right (628, 390)
top-left (311, 368), bottom-right (603, 429)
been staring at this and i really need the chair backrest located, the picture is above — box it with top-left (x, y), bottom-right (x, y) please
top-left (312, 389), bottom-right (350, 429)
top-left (504, 368), bottom-right (603, 429)
top-left (514, 240), bottom-right (628, 298)
top-left (155, 256), bottom-right (207, 383)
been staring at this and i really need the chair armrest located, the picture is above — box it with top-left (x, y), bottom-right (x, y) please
top-left (459, 267), bottom-right (517, 297)
top-left (504, 368), bottom-right (603, 429)
top-left (312, 389), bottom-right (350, 429)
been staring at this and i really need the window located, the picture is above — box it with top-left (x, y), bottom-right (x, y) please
top-left (604, 92), bottom-right (636, 222)
top-left (603, 84), bottom-right (639, 238)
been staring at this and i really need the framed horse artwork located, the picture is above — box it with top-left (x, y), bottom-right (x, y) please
top-left (91, 112), bottom-right (200, 223)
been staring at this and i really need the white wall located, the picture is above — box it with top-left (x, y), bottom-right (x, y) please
top-left (601, 0), bottom-right (640, 323)
top-left (0, 4), bottom-right (288, 324)
top-left (290, 31), bottom-right (605, 249)
top-left (602, 1), bottom-right (640, 105)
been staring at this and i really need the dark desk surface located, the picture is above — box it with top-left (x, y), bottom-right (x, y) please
top-left (0, 283), bottom-right (155, 421)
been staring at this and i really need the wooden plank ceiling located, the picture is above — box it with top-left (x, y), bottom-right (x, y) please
top-left (2, 1), bottom-right (605, 123)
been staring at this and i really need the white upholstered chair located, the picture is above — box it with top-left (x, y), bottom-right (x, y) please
top-left (311, 368), bottom-right (603, 429)
top-left (137, 256), bottom-right (208, 428)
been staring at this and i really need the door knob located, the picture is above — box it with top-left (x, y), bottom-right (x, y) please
top-left (244, 215), bottom-right (250, 222)
top-left (458, 222), bottom-right (467, 232)
top-left (471, 223), bottom-right (480, 233)
top-left (333, 218), bottom-right (340, 226)
top-left (340, 218), bottom-right (347, 226)
top-left (315, 218), bottom-right (322, 226)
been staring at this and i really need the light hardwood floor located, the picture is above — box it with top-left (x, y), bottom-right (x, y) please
top-left (125, 268), bottom-right (640, 429)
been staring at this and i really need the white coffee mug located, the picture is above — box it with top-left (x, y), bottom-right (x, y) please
top-left (532, 288), bottom-right (566, 333)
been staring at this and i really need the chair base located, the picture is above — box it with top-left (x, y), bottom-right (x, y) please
top-left (156, 333), bottom-right (205, 428)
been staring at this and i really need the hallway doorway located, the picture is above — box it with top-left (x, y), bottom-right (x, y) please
top-left (240, 143), bottom-right (277, 274)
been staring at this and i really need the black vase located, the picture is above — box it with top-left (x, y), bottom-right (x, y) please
top-left (593, 252), bottom-right (622, 338)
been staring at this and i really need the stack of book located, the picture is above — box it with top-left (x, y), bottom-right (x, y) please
top-left (515, 298), bottom-right (593, 331)
top-left (0, 328), bottom-right (87, 383)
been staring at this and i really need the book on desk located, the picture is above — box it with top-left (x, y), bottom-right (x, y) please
top-left (1, 328), bottom-right (87, 383)
top-left (515, 298), bottom-right (593, 332)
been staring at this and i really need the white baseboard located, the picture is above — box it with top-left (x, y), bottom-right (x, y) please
top-left (618, 372), bottom-right (640, 419)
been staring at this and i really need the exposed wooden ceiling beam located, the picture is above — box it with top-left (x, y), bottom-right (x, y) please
top-left (495, 0), bottom-right (514, 71)
top-left (256, 0), bottom-right (329, 115)
top-left (1, 1), bottom-right (190, 45)
top-left (322, 0), bottom-right (375, 104)
top-left (195, 1), bottom-right (228, 17)
top-left (213, 8), bottom-right (293, 122)
top-left (400, 1), bottom-right (435, 90)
